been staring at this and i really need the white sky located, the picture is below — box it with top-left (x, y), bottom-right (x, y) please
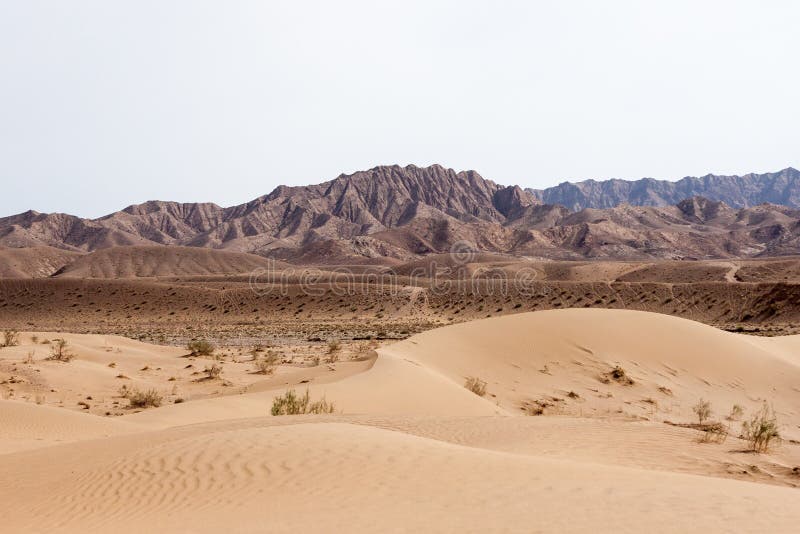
top-left (1, 1), bottom-right (798, 218)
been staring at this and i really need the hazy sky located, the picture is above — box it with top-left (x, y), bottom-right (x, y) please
top-left (1, 1), bottom-right (798, 218)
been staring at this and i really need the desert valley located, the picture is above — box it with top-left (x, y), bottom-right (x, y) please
top-left (1, 165), bottom-right (800, 532)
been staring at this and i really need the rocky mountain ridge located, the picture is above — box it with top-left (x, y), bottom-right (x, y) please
top-left (2, 164), bottom-right (800, 262)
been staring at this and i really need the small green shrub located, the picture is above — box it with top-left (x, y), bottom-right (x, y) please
top-left (271, 388), bottom-right (335, 416)
top-left (741, 402), bottom-right (781, 453)
top-left (693, 398), bottom-right (712, 424)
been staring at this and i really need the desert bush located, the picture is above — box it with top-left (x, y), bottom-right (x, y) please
top-left (308, 396), bottom-right (336, 414)
top-left (699, 422), bottom-right (729, 444)
top-left (350, 342), bottom-right (374, 361)
top-left (204, 363), bottom-right (222, 379)
top-left (254, 351), bottom-right (280, 375)
top-left (464, 376), bottom-right (487, 396)
top-left (602, 365), bottom-right (634, 385)
top-left (270, 388), bottom-right (335, 415)
top-left (2, 329), bottom-right (19, 347)
top-left (728, 404), bottom-right (745, 421)
top-left (47, 339), bottom-right (74, 362)
top-left (521, 398), bottom-right (555, 416)
top-left (126, 388), bottom-right (163, 408)
top-left (187, 339), bottom-right (215, 356)
top-left (693, 398), bottom-right (712, 424)
top-left (741, 402), bottom-right (781, 453)
top-left (327, 340), bottom-right (341, 354)
top-left (30, 335), bottom-right (38, 344)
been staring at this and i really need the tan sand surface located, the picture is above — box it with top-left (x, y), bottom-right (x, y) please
top-left (2, 309), bottom-right (799, 532)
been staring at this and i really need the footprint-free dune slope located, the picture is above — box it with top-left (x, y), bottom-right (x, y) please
top-left (1, 419), bottom-right (799, 533)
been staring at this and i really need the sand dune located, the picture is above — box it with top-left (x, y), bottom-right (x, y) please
top-left (382, 309), bottom-right (800, 439)
top-left (2, 309), bottom-right (799, 532)
top-left (0, 400), bottom-right (139, 453)
top-left (1, 418), bottom-right (799, 533)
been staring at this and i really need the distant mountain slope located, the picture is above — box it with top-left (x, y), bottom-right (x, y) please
top-left (0, 246), bottom-right (81, 278)
top-left (53, 246), bottom-right (283, 278)
top-left (529, 167), bottom-right (800, 211)
top-left (2, 164), bottom-right (800, 263)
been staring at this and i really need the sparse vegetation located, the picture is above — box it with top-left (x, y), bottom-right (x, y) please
top-left (204, 363), bottom-right (222, 379)
top-left (46, 339), bottom-right (74, 362)
top-left (464, 376), bottom-right (487, 396)
top-left (699, 422), bottom-right (728, 444)
top-left (187, 339), bottom-right (215, 356)
top-left (741, 402), bottom-right (781, 453)
top-left (271, 388), bottom-right (336, 415)
top-left (254, 350), bottom-right (280, 375)
top-left (2, 329), bottom-right (19, 347)
top-left (692, 398), bottom-right (712, 424)
top-left (728, 404), bottom-right (744, 421)
top-left (601, 365), bottom-right (634, 385)
top-left (126, 388), bottom-right (163, 408)
top-left (327, 339), bottom-right (341, 354)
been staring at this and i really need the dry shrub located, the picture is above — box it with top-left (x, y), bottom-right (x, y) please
top-left (350, 342), bottom-right (375, 361)
top-left (123, 387), bottom-right (163, 408)
top-left (2, 330), bottom-right (19, 347)
top-left (699, 422), bottom-right (729, 444)
top-left (187, 339), bottom-right (215, 356)
top-left (254, 351), bottom-right (281, 375)
top-left (521, 398), bottom-right (556, 416)
top-left (327, 340), bottom-right (341, 354)
top-left (464, 376), bottom-right (487, 396)
top-left (204, 363), bottom-right (222, 379)
top-left (693, 398), bottom-right (712, 424)
top-left (47, 339), bottom-right (74, 362)
top-left (741, 402), bottom-right (781, 453)
top-left (601, 365), bottom-right (634, 385)
top-left (271, 388), bottom-right (335, 416)
top-left (728, 404), bottom-right (744, 421)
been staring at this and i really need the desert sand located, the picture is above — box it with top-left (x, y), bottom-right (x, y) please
top-left (1, 308), bottom-right (799, 532)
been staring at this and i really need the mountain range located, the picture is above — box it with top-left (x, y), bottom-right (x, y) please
top-left (2, 164), bottom-right (800, 263)
top-left (529, 167), bottom-right (800, 211)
